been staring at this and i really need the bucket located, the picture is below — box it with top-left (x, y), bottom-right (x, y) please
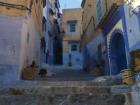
top-left (121, 69), bottom-right (134, 85)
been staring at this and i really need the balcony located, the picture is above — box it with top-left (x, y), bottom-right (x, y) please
top-left (96, 0), bottom-right (125, 28)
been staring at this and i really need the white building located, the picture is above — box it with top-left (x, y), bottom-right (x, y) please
top-left (0, 0), bottom-right (43, 84)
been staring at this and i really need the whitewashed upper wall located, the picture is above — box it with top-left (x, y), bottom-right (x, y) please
top-left (124, 4), bottom-right (140, 51)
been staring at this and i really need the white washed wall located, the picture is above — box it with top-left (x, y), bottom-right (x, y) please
top-left (124, 4), bottom-right (140, 51)
top-left (0, 15), bottom-right (23, 85)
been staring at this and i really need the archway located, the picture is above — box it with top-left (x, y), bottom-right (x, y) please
top-left (109, 31), bottom-right (127, 75)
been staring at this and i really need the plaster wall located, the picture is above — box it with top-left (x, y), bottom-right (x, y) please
top-left (20, 15), bottom-right (41, 72)
top-left (124, 5), bottom-right (140, 51)
top-left (83, 34), bottom-right (104, 69)
top-left (0, 15), bottom-right (23, 84)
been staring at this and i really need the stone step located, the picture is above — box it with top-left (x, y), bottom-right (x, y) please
top-left (0, 94), bottom-right (125, 105)
top-left (0, 81), bottom-right (127, 105)
top-left (0, 81), bottom-right (110, 95)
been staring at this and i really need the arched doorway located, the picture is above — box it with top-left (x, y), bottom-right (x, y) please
top-left (109, 31), bottom-right (127, 75)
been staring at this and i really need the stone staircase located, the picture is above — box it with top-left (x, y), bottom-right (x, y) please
top-left (0, 81), bottom-right (127, 105)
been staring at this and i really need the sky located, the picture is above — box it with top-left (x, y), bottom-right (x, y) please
top-left (59, 0), bottom-right (82, 12)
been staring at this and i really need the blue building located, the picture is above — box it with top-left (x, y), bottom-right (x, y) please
top-left (81, 33), bottom-right (105, 72)
top-left (81, 0), bottom-right (140, 76)
top-left (62, 8), bottom-right (83, 68)
top-left (98, 3), bottom-right (140, 75)
top-left (42, 0), bottom-right (62, 66)
top-left (81, 0), bottom-right (105, 74)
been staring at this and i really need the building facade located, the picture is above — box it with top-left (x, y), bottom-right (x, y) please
top-left (43, 0), bottom-right (62, 66)
top-left (81, 0), bottom-right (140, 76)
top-left (0, 0), bottom-right (43, 84)
top-left (95, 0), bottom-right (140, 75)
top-left (62, 8), bottom-right (83, 67)
top-left (81, 0), bottom-right (105, 74)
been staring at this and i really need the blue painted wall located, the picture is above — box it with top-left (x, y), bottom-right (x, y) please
top-left (102, 6), bottom-right (129, 75)
top-left (63, 42), bottom-right (83, 67)
top-left (63, 52), bottom-right (82, 67)
top-left (43, 1), bottom-right (62, 66)
top-left (43, 11), bottom-right (55, 65)
top-left (82, 34), bottom-right (105, 72)
top-left (0, 16), bottom-right (23, 84)
top-left (124, 5), bottom-right (140, 52)
top-left (102, 5), bottom-right (140, 75)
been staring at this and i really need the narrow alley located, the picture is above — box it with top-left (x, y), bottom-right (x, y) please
top-left (0, 0), bottom-right (140, 105)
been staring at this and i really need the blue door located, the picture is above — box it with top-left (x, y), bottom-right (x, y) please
top-left (110, 33), bottom-right (127, 75)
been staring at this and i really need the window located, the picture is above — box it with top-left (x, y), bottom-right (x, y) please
top-left (69, 42), bottom-right (79, 53)
top-left (71, 44), bottom-right (77, 51)
top-left (67, 21), bottom-right (77, 35)
top-left (70, 23), bottom-right (76, 32)
top-left (96, 0), bottom-right (102, 21)
top-left (71, 44), bottom-right (78, 51)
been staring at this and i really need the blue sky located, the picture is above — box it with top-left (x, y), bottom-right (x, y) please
top-left (59, 0), bottom-right (82, 12)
